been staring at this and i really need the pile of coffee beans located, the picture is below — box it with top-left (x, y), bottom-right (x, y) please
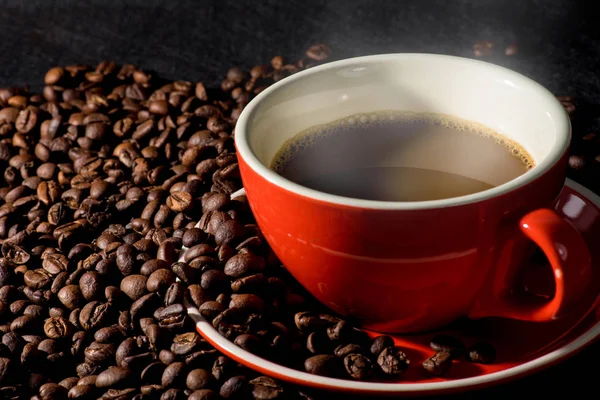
top-left (0, 44), bottom-right (333, 399)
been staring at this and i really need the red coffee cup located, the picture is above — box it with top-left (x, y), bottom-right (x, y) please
top-left (234, 54), bottom-right (592, 332)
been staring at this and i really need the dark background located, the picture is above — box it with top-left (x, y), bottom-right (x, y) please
top-left (1, 0), bottom-right (599, 397)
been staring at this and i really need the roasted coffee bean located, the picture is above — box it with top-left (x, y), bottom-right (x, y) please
top-left (84, 341), bottom-right (116, 364)
top-left (467, 342), bottom-right (496, 364)
top-left (166, 192), bottom-right (193, 212)
top-left (162, 361), bottom-right (186, 387)
top-left (147, 269), bottom-right (175, 293)
top-left (39, 383), bottom-right (68, 399)
top-left (94, 325), bottom-right (124, 344)
top-left (430, 334), bottom-right (465, 358)
top-left (334, 343), bottom-right (363, 358)
top-left (58, 285), bottom-right (84, 310)
top-left (186, 368), bottom-right (214, 391)
top-left (377, 347), bottom-right (410, 376)
top-left (79, 301), bottom-right (110, 331)
top-left (171, 332), bottom-right (202, 355)
top-left (198, 270), bottom-right (226, 293)
top-left (220, 375), bottom-right (248, 399)
top-left (154, 303), bottom-right (187, 330)
top-left (370, 335), bottom-right (394, 356)
top-left (198, 301), bottom-right (225, 321)
top-left (182, 228), bottom-right (208, 248)
top-left (96, 367), bottom-right (133, 388)
top-left (120, 274), bottom-right (148, 301)
top-left (230, 274), bottom-right (265, 294)
top-left (344, 353), bottom-right (373, 380)
top-left (43, 316), bottom-right (73, 339)
top-left (423, 351), bottom-right (452, 376)
top-left (294, 312), bottom-right (330, 332)
top-left (164, 282), bottom-right (184, 306)
top-left (223, 253), bottom-right (265, 278)
top-left (79, 272), bottom-right (102, 301)
top-left (1, 242), bottom-right (31, 264)
top-left (159, 349), bottom-right (177, 365)
top-left (304, 355), bottom-right (342, 378)
top-left (249, 376), bottom-right (284, 400)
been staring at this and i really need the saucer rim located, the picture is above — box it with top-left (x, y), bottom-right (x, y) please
top-left (185, 179), bottom-right (600, 395)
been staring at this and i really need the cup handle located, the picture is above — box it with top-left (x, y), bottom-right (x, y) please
top-left (469, 208), bottom-right (592, 322)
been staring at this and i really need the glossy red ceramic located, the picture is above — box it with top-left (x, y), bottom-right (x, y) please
top-left (238, 149), bottom-right (591, 332)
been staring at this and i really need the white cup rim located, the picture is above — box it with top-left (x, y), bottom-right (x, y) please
top-left (235, 53), bottom-right (571, 210)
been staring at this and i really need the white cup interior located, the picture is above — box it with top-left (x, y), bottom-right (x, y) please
top-left (235, 54), bottom-right (570, 209)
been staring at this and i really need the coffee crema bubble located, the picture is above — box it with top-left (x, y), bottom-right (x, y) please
top-left (271, 111), bottom-right (534, 202)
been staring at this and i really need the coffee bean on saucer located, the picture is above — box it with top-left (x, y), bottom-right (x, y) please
top-left (423, 351), bottom-right (452, 376)
top-left (344, 353), bottom-right (373, 380)
top-left (334, 343), bottom-right (363, 358)
top-left (370, 335), bottom-right (394, 356)
top-left (429, 334), bottom-right (465, 357)
top-left (304, 355), bottom-right (342, 378)
top-left (467, 342), bottom-right (496, 364)
top-left (377, 347), bottom-right (410, 376)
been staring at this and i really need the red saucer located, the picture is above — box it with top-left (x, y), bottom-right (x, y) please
top-left (184, 179), bottom-right (600, 396)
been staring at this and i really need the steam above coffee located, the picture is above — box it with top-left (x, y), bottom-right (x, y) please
top-left (271, 111), bottom-right (533, 202)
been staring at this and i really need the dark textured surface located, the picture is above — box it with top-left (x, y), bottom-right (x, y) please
top-left (0, 0), bottom-right (598, 397)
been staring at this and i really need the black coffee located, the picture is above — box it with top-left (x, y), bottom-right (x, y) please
top-left (271, 112), bottom-right (533, 201)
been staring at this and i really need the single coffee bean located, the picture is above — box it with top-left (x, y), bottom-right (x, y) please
top-left (147, 269), bottom-right (176, 293)
top-left (39, 383), bottom-right (67, 399)
top-left (162, 361), bottom-right (186, 387)
top-left (159, 349), bottom-right (177, 365)
top-left (229, 294), bottom-right (264, 313)
top-left (344, 353), bottom-right (373, 380)
top-left (370, 335), bottom-right (394, 356)
top-left (182, 228), bottom-right (208, 248)
top-left (171, 332), bottom-right (202, 355)
top-left (43, 316), bottom-right (73, 339)
top-left (58, 285), bottom-right (84, 310)
top-left (95, 367), bottom-right (133, 388)
top-left (164, 282), bottom-right (184, 306)
top-left (79, 301), bottom-right (110, 331)
top-left (430, 334), bottom-right (465, 358)
top-left (294, 312), bottom-right (329, 332)
top-left (423, 351), bottom-right (453, 376)
top-left (94, 325), bottom-right (123, 344)
top-left (220, 375), bottom-right (248, 399)
top-left (223, 253), bottom-right (265, 278)
top-left (466, 342), bottom-right (496, 364)
top-left (166, 192), bottom-right (193, 212)
top-left (120, 274), bottom-right (148, 301)
top-left (186, 368), bottom-right (215, 391)
top-left (154, 303), bottom-right (187, 330)
top-left (334, 343), bottom-right (364, 358)
top-left (304, 355), bottom-right (342, 378)
top-left (377, 347), bottom-right (410, 376)
top-left (84, 341), bottom-right (116, 364)
top-left (79, 271), bottom-right (103, 301)
top-left (198, 301), bottom-right (225, 321)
